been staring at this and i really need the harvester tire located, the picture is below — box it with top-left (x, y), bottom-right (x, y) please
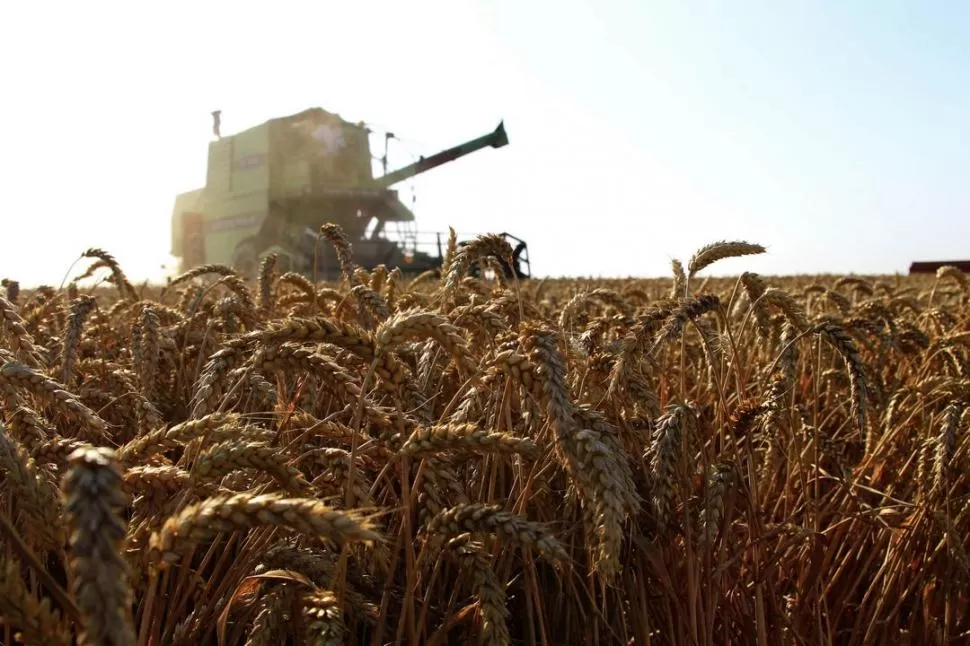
top-left (232, 238), bottom-right (260, 281)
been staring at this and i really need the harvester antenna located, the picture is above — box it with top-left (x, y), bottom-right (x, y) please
top-left (211, 110), bottom-right (222, 139)
top-left (382, 131), bottom-right (395, 175)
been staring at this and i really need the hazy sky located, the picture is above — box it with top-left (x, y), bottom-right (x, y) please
top-left (2, 1), bottom-right (969, 287)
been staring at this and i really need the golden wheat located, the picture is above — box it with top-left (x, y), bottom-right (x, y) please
top-left (0, 231), bottom-right (968, 645)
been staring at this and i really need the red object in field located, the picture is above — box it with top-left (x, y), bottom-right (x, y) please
top-left (909, 260), bottom-right (970, 274)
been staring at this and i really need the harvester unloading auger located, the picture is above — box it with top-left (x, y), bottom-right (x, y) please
top-left (170, 106), bottom-right (530, 281)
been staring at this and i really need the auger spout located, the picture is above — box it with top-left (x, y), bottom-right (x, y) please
top-left (375, 121), bottom-right (508, 188)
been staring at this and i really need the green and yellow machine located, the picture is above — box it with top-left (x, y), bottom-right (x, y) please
top-left (170, 107), bottom-right (530, 280)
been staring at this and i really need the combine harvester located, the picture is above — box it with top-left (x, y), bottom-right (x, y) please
top-left (170, 107), bottom-right (530, 281)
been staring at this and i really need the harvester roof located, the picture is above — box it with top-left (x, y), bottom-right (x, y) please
top-left (223, 106), bottom-right (366, 140)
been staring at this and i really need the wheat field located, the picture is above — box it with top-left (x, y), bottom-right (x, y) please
top-left (0, 229), bottom-right (967, 646)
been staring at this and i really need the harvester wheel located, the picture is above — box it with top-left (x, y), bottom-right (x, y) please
top-left (232, 239), bottom-right (260, 281)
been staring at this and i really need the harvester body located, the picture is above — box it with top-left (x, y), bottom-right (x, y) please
top-left (170, 107), bottom-right (528, 280)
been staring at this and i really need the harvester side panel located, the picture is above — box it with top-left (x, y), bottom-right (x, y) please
top-left (170, 188), bottom-right (205, 258)
top-left (229, 126), bottom-right (271, 193)
top-left (277, 157), bottom-right (313, 197)
top-left (201, 191), bottom-right (270, 268)
top-left (206, 139), bottom-right (233, 195)
top-left (206, 126), bottom-right (271, 198)
top-left (180, 212), bottom-right (205, 269)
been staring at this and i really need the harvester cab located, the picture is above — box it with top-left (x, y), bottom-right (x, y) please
top-left (170, 107), bottom-right (530, 281)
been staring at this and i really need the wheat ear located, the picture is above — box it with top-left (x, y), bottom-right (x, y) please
top-left (62, 446), bottom-right (136, 646)
top-left (149, 493), bottom-right (383, 569)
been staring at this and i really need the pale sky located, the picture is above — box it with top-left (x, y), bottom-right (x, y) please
top-left (2, 1), bottom-right (969, 287)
